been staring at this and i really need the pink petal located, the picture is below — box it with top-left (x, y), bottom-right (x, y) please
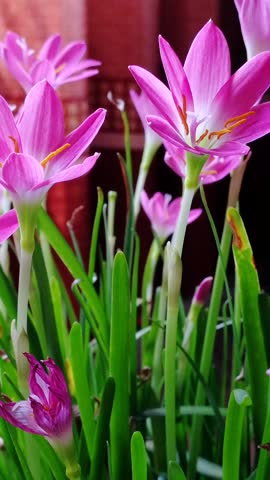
top-left (2, 153), bottom-right (44, 197)
top-left (55, 69), bottom-right (99, 87)
top-left (129, 65), bottom-right (180, 129)
top-left (17, 80), bottom-right (65, 161)
top-left (159, 35), bottom-right (194, 111)
top-left (29, 59), bottom-right (56, 85)
top-left (3, 48), bottom-right (33, 93)
top-left (0, 96), bottom-right (22, 161)
top-left (184, 20), bottom-right (231, 115)
top-left (56, 59), bottom-right (101, 82)
top-left (187, 208), bottom-right (202, 224)
top-left (146, 115), bottom-right (196, 153)
top-left (0, 400), bottom-right (46, 435)
top-left (0, 209), bottom-right (19, 243)
top-left (224, 102), bottom-right (270, 145)
top-left (193, 276), bottom-right (213, 304)
top-left (209, 51), bottom-right (270, 127)
top-left (38, 34), bottom-right (61, 61)
top-left (37, 154), bottom-right (99, 190)
top-left (46, 108), bottom-right (106, 175)
top-left (54, 41), bottom-right (86, 67)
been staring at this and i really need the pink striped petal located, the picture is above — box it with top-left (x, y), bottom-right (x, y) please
top-left (38, 34), bottom-right (61, 61)
top-left (2, 153), bottom-right (44, 196)
top-left (3, 49), bottom-right (32, 93)
top-left (54, 41), bottom-right (86, 67)
top-left (0, 96), bottom-right (22, 161)
top-left (30, 59), bottom-right (56, 85)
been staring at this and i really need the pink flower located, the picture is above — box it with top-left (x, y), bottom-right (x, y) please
top-left (1, 31), bottom-right (100, 93)
top-left (0, 80), bottom-right (106, 209)
top-left (235, 0), bottom-right (270, 59)
top-left (130, 89), bottom-right (162, 151)
top-left (141, 190), bottom-right (202, 241)
top-left (0, 353), bottom-right (72, 446)
top-left (193, 277), bottom-right (213, 305)
top-left (129, 21), bottom-right (270, 160)
top-left (164, 141), bottom-right (242, 184)
top-left (0, 209), bottom-right (18, 243)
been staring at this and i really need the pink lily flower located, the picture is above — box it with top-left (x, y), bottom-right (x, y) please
top-left (1, 31), bottom-right (100, 93)
top-left (0, 209), bottom-right (18, 243)
top-left (141, 190), bottom-right (202, 241)
top-left (129, 20), bottom-right (270, 160)
top-left (0, 80), bottom-right (106, 210)
top-left (0, 353), bottom-right (73, 446)
top-left (130, 89), bottom-right (162, 151)
top-left (235, 0), bottom-right (270, 59)
top-left (164, 141), bottom-right (242, 184)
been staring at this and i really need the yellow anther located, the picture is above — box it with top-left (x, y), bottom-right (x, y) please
top-left (196, 129), bottom-right (209, 144)
top-left (177, 95), bottom-right (189, 136)
top-left (55, 63), bottom-right (66, 74)
top-left (0, 162), bottom-right (2, 168)
top-left (8, 136), bottom-right (20, 153)
top-left (224, 111), bottom-right (255, 129)
top-left (208, 128), bottom-right (231, 140)
top-left (40, 143), bottom-right (71, 168)
top-left (201, 169), bottom-right (217, 176)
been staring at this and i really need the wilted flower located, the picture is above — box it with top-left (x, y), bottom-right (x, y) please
top-left (1, 31), bottom-right (100, 92)
top-left (141, 190), bottom-right (201, 241)
top-left (129, 20), bottom-right (270, 183)
top-left (0, 353), bottom-right (73, 445)
top-left (234, 0), bottom-right (270, 59)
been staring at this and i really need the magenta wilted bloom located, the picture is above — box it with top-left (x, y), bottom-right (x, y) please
top-left (0, 80), bottom-right (106, 211)
top-left (1, 31), bottom-right (100, 93)
top-left (141, 190), bottom-right (202, 241)
top-left (0, 353), bottom-right (73, 446)
top-left (235, 0), bottom-right (270, 59)
top-left (164, 141), bottom-right (242, 185)
top-left (129, 21), bottom-right (270, 162)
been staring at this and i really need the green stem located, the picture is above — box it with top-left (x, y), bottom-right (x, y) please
top-left (134, 143), bottom-right (158, 220)
top-left (171, 186), bottom-right (196, 258)
top-left (17, 248), bottom-right (33, 334)
top-left (164, 245), bottom-right (182, 467)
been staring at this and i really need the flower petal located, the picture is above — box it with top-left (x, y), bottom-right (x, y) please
top-left (38, 34), bottom-right (61, 61)
top-left (184, 20), bottom-right (231, 115)
top-left (0, 209), bottom-right (19, 243)
top-left (0, 400), bottom-right (46, 435)
top-left (2, 153), bottom-right (44, 197)
top-left (210, 51), bottom-right (270, 127)
top-left (17, 80), bottom-right (65, 161)
top-left (223, 102), bottom-right (270, 145)
top-left (159, 35), bottom-right (193, 111)
top-left (29, 59), bottom-right (56, 85)
top-left (129, 65), bottom-right (180, 128)
top-left (54, 41), bottom-right (86, 67)
top-left (0, 96), bottom-right (22, 161)
top-left (3, 48), bottom-right (33, 93)
top-left (46, 108), bottom-right (106, 175)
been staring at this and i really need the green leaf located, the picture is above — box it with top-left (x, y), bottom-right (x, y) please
top-left (109, 251), bottom-right (131, 480)
top-left (90, 377), bottom-right (115, 480)
top-left (0, 265), bottom-right (17, 319)
top-left (169, 461), bottom-right (187, 480)
top-left (131, 431), bottom-right (147, 480)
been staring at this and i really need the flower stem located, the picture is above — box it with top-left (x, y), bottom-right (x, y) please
top-left (171, 185), bottom-right (196, 258)
top-left (17, 248), bottom-right (33, 334)
top-left (134, 143), bottom-right (158, 220)
top-left (164, 244), bottom-right (182, 468)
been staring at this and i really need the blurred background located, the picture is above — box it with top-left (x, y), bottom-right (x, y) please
top-left (0, 0), bottom-right (268, 298)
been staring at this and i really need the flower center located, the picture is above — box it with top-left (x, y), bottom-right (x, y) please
top-left (199, 111), bottom-right (256, 144)
top-left (55, 63), bottom-right (66, 74)
top-left (40, 143), bottom-right (71, 168)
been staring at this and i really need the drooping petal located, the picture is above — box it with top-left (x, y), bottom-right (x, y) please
top-left (184, 20), bottom-right (231, 115)
top-left (223, 101), bottom-right (270, 145)
top-left (45, 108), bottom-right (106, 175)
top-left (0, 400), bottom-right (46, 435)
top-left (209, 51), bottom-right (270, 128)
top-left (3, 48), bottom-right (33, 93)
top-left (0, 209), bottom-right (19, 243)
top-left (17, 81), bottom-right (65, 161)
top-left (159, 35), bottom-right (193, 112)
top-left (2, 153), bottom-right (44, 197)
top-left (129, 65), bottom-right (180, 129)
top-left (38, 34), bottom-right (62, 61)
top-left (0, 96), bottom-right (22, 161)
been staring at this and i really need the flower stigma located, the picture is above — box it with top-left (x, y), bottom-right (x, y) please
top-left (40, 143), bottom-right (71, 168)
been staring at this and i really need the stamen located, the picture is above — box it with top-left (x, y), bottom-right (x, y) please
top-left (0, 162), bottom-right (2, 168)
top-left (40, 143), bottom-right (71, 168)
top-left (208, 128), bottom-right (231, 140)
top-left (55, 63), bottom-right (66, 74)
top-left (196, 129), bottom-right (209, 144)
top-left (8, 136), bottom-right (20, 153)
top-left (224, 111), bottom-right (255, 129)
top-left (201, 169), bottom-right (217, 176)
top-left (177, 95), bottom-right (189, 136)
